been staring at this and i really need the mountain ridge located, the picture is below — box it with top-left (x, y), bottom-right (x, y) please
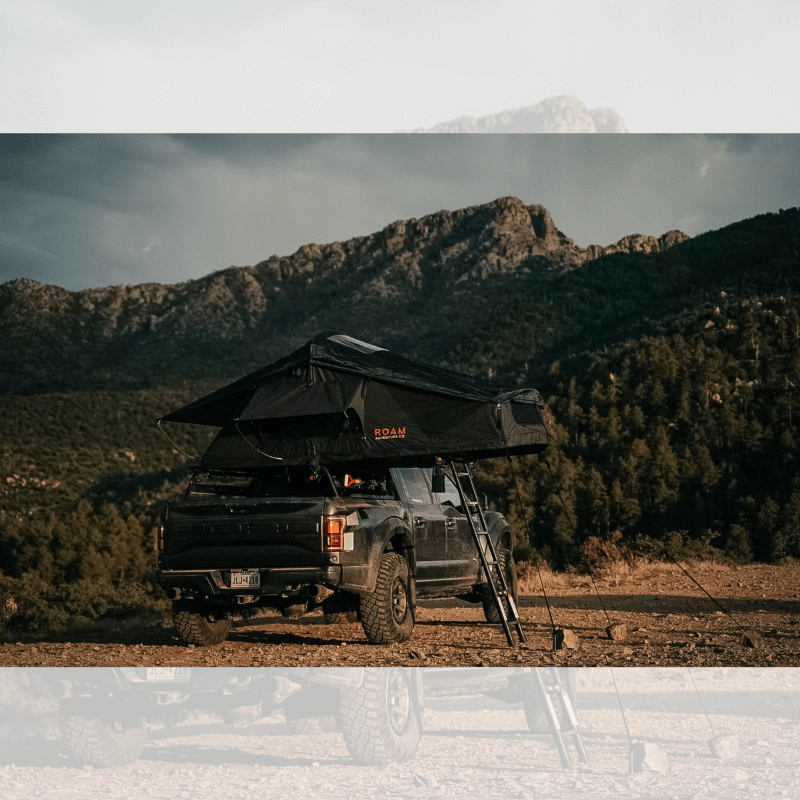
top-left (0, 196), bottom-right (684, 338)
top-left (2, 196), bottom-right (798, 397)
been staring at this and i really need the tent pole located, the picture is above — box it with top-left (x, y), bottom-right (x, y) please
top-left (505, 451), bottom-right (558, 650)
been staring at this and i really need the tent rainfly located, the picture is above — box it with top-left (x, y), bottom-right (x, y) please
top-left (159, 332), bottom-right (548, 468)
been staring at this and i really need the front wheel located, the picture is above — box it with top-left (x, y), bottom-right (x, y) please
top-left (172, 600), bottom-right (231, 646)
top-left (340, 668), bottom-right (422, 764)
top-left (60, 713), bottom-right (147, 767)
top-left (360, 553), bottom-right (414, 644)
top-left (481, 544), bottom-right (518, 624)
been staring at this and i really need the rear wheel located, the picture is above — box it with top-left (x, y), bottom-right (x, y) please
top-left (340, 668), bottom-right (422, 763)
top-left (322, 592), bottom-right (359, 624)
top-left (60, 711), bottom-right (147, 767)
top-left (360, 553), bottom-right (414, 644)
top-left (481, 543), bottom-right (518, 624)
top-left (172, 600), bottom-right (231, 646)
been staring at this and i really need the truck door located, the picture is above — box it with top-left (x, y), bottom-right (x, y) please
top-left (391, 468), bottom-right (448, 589)
top-left (432, 471), bottom-right (480, 585)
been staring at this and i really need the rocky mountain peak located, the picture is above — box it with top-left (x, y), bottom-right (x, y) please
top-left (406, 96), bottom-right (628, 134)
top-left (585, 229), bottom-right (690, 260)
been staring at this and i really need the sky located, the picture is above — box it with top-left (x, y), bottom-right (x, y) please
top-left (1, 2), bottom-right (799, 291)
top-left (2, 133), bottom-right (799, 291)
top-left (1, 0), bottom-right (799, 134)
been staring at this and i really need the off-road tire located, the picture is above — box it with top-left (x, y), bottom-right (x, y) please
top-left (359, 553), bottom-right (414, 644)
top-left (60, 714), bottom-right (147, 767)
top-left (172, 600), bottom-right (231, 646)
top-left (340, 668), bottom-right (422, 764)
top-left (322, 592), bottom-right (359, 624)
top-left (481, 544), bottom-right (518, 624)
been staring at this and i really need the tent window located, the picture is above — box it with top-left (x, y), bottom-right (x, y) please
top-left (510, 404), bottom-right (542, 425)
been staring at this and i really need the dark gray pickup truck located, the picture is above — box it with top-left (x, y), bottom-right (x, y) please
top-left (157, 463), bottom-right (517, 646)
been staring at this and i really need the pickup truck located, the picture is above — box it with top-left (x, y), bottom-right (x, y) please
top-left (157, 463), bottom-right (518, 646)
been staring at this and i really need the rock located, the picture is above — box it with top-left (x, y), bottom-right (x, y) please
top-left (413, 772), bottom-right (439, 788)
top-left (554, 628), bottom-right (580, 650)
top-left (606, 623), bottom-right (627, 641)
top-left (741, 633), bottom-right (761, 648)
top-left (708, 733), bottom-right (739, 759)
top-left (631, 741), bottom-right (670, 773)
top-left (733, 769), bottom-right (749, 782)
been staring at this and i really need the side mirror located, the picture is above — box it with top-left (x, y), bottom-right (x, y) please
top-left (478, 492), bottom-right (489, 511)
top-left (431, 465), bottom-right (446, 494)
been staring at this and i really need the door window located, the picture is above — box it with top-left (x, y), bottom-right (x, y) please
top-left (393, 468), bottom-right (433, 506)
top-left (434, 474), bottom-right (463, 509)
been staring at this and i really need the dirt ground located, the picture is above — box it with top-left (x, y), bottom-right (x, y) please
top-left (1, 669), bottom-right (799, 800)
top-left (2, 561), bottom-right (798, 668)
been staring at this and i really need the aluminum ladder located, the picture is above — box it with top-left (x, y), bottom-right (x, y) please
top-left (448, 459), bottom-right (525, 647)
top-left (529, 668), bottom-right (589, 768)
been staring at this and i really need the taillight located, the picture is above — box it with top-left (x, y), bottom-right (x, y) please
top-left (157, 524), bottom-right (165, 551)
top-left (324, 516), bottom-right (347, 551)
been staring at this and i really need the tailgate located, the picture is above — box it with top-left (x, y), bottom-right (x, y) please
top-left (161, 498), bottom-right (325, 570)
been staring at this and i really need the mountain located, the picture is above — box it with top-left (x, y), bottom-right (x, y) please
top-left (0, 196), bottom-right (696, 395)
top-left (405, 96), bottom-right (628, 133)
top-left (3, 196), bottom-right (799, 399)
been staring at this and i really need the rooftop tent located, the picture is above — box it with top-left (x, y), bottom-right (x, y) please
top-left (159, 332), bottom-right (548, 468)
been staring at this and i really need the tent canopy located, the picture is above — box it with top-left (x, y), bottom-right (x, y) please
top-left (160, 332), bottom-right (547, 468)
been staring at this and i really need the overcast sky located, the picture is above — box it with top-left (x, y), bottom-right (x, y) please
top-left (1, 0), bottom-right (799, 133)
top-left (2, 133), bottom-right (798, 291)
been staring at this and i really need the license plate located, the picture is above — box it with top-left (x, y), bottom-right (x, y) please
top-left (231, 569), bottom-right (260, 588)
top-left (145, 667), bottom-right (190, 681)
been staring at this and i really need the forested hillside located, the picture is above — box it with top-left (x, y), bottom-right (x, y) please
top-left (482, 294), bottom-right (800, 567)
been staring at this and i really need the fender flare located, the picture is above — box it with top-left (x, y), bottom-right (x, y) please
top-left (485, 512), bottom-right (513, 552)
top-left (363, 518), bottom-right (415, 594)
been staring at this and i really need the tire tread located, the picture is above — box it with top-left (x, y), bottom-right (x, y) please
top-left (172, 601), bottom-right (231, 646)
top-left (359, 553), bottom-right (414, 644)
top-left (61, 715), bottom-right (146, 767)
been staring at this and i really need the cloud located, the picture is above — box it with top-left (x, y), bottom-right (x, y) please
top-left (1, 133), bottom-right (799, 291)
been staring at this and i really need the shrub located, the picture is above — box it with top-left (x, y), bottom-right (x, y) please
top-left (0, 573), bottom-right (162, 639)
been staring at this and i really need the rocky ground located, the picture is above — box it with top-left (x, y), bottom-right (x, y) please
top-left (1, 562), bottom-right (798, 668)
top-left (1, 669), bottom-right (799, 799)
